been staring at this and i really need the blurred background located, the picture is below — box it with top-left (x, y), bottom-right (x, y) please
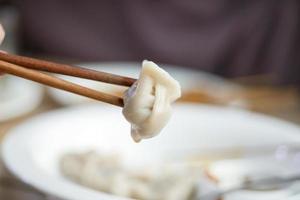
top-left (0, 1), bottom-right (300, 199)
top-left (1, 0), bottom-right (300, 82)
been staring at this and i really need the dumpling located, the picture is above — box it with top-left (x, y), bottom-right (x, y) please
top-left (122, 60), bottom-right (181, 142)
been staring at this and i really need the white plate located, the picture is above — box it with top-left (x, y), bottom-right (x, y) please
top-left (0, 76), bottom-right (44, 121)
top-left (3, 103), bottom-right (300, 200)
top-left (48, 62), bottom-right (242, 106)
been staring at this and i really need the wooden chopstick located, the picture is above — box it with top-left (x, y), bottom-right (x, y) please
top-left (0, 60), bottom-right (124, 107)
top-left (0, 52), bottom-right (137, 87)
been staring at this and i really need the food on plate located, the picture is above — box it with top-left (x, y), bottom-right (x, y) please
top-left (122, 60), bottom-right (181, 142)
top-left (60, 151), bottom-right (206, 200)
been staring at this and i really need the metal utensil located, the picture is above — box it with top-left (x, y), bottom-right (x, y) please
top-left (198, 173), bottom-right (300, 200)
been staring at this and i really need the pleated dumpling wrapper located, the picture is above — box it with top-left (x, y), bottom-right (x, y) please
top-left (123, 60), bottom-right (181, 142)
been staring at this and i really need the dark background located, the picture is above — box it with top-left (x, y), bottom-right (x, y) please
top-left (1, 0), bottom-right (300, 85)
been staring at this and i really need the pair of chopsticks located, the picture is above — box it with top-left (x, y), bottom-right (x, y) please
top-left (0, 52), bottom-right (137, 107)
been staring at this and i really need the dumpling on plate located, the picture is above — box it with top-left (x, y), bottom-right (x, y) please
top-left (123, 60), bottom-right (181, 142)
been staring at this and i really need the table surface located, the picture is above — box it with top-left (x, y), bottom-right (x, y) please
top-left (0, 82), bottom-right (299, 200)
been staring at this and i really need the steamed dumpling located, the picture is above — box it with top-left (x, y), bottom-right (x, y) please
top-left (122, 60), bottom-right (181, 142)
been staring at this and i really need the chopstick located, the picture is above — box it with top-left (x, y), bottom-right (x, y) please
top-left (0, 52), bottom-right (137, 87)
top-left (0, 60), bottom-right (124, 107)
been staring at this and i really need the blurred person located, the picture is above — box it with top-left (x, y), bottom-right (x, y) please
top-left (2, 1), bottom-right (300, 85)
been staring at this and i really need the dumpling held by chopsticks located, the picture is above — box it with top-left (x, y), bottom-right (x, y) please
top-left (122, 60), bottom-right (181, 142)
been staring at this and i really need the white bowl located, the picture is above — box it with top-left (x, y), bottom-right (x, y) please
top-left (0, 76), bottom-right (43, 121)
top-left (2, 103), bottom-right (300, 200)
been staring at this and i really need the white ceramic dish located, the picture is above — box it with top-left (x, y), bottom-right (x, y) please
top-left (3, 103), bottom-right (300, 200)
top-left (48, 62), bottom-right (242, 106)
top-left (0, 76), bottom-right (43, 121)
